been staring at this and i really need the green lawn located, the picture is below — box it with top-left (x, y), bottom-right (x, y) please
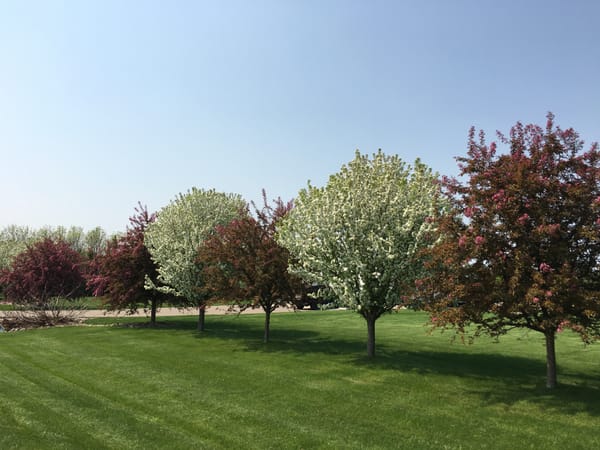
top-left (1, 310), bottom-right (599, 449)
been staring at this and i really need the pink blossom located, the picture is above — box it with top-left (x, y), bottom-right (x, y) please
top-left (431, 317), bottom-right (438, 323)
top-left (464, 207), bottom-right (474, 218)
top-left (492, 190), bottom-right (505, 202)
top-left (557, 320), bottom-right (569, 333)
top-left (545, 290), bottom-right (553, 298)
top-left (547, 224), bottom-right (560, 234)
top-left (595, 218), bottom-right (600, 226)
top-left (532, 297), bottom-right (540, 304)
top-left (458, 235), bottom-right (467, 247)
top-left (518, 213), bottom-right (530, 225)
top-left (539, 262), bottom-right (552, 273)
top-left (475, 236), bottom-right (485, 245)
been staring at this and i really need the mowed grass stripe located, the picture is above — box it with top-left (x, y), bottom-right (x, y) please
top-left (1, 330), bottom-right (243, 448)
top-left (1, 347), bottom-right (214, 449)
top-left (1, 310), bottom-right (599, 449)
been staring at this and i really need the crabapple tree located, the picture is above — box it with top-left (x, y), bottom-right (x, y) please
top-left (277, 150), bottom-right (441, 357)
top-left (0, 238), bottom-right (86, 306)
top-left (87, 203), bottom-right (170, 325)
top-left (421, 114), bottom-right (600, 389)
top-left (198, 192), bottom-right (303, 343)
top-left (144, 188), bottom-right (245, 331)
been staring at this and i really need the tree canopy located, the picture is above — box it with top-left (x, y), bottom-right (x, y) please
top-left (0, 238), bottom-right (86, 306)
top-left (144, 187), bottom-right (245, 330)
top-left (87, 204), bottom-right (169, 325)
top-left (277, 150), bottom-right (441, 357)
top-left (421, 113), bottom-right (600, 388)
top-left (198, 192), bottom-right (302, 342)
top-left (0, 225), bottom-right (108, 271)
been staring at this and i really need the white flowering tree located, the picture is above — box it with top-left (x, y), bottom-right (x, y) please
top-left (144, 188), bottom-right (245, 330)
top-left (277, 150), bottom-right (441, 357)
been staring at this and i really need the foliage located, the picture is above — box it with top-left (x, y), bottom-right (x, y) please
top-left (0, 225), bottom-right (108, 271)
top-left (0, 238), bottom-right (86, 306)
top-left (83, 226), bottom-right (108, 259)
top-left (87, 203), bottom-right (169, 325)
top-left (144, 187), bottom-right (245, 330)
top-left (198, 191), bottom-right (303, 342)
top-left (277, 150), bottom-right (441, 356)
top-left (36, 225), bottom-right (105, 257)
top-left (2, 311), bottom-right (600, 448)
top-left (421, 113), bottom-right (600, 388)
top-left (0, 225), bottom-right (37, 270)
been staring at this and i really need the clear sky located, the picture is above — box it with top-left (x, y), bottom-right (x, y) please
top-left (1, 0), bottom-right (599, 233)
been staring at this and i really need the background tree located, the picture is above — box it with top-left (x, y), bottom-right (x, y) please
top-left (87, 204), bottom-right (169, 325)
top-left (0, 226), bottom-right (108, 300)
top-left (37, 226), bottom-right (92, 255)
top-left (84, 226), bottom-right (108, 260)
top-left (0, 225), bottom-right (108, 270)
top-left (421, 114), bottom-right (600, 389)
top-left (277, 150), bottom-right (441, 357)
top-left (0, 238), bottom-right (85, 307)
top-left (145, 187), bottom-right (245, 331)
top-left (198, 192), bottom-right (303, 343)
top-left (0, 225), bottom-right (36, 272)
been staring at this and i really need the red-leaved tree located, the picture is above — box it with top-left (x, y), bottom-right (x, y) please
top-left (87, 203), bottom-right (171, 325)
top-left (198, 192), bottom-right (303, 343)
top-left (421, 113), bottom-right (600, 388)
top-left (0, 238), bottom-right (86, 306)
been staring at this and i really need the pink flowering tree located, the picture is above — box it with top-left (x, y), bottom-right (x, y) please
top-left (86, 203), bottom-right (173, 326)
top-left (0, 238), bottom-right (86, 306)
top-left (421, 113), bottom-right (600, 388)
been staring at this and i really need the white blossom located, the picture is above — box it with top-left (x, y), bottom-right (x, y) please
top-left (277, 150), bottom-right (441, 314)
top-left (144, 187), bottom-right (245, 304)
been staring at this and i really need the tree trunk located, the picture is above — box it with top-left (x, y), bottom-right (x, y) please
top-left (197, 304), bottom-right (206, 332)
top-left (545, 330), bottom-right (557, 389)
top-left (263, 310), bottom-right (271, 343)
top-left (366, 314), bottom-right (376, 358)
top-left (150, 297), bottom-right (157, 326)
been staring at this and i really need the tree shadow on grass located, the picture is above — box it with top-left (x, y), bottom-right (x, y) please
top-left (86, 316), bottom-right (198, 330)
top-left (209, 318), bottom-right (600, 416)
top-left (374, 346), bottom-right (600, 415)
top-left (99, 313), bottom-right (600, 416)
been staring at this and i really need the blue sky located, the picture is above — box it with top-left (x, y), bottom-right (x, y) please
top-left (1, 0), bottom-right (599, 233)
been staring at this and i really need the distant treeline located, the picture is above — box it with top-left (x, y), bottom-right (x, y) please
top-left (0, 225), bottom-right (113, 269)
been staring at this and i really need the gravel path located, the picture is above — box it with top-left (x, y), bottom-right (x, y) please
top-left (79, 305), bottom-right (295, 319)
